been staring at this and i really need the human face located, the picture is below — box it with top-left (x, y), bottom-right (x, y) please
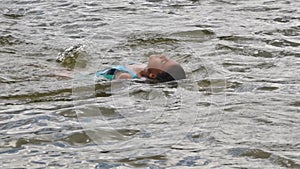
top-left (143, 55), bottom-right (177, 79)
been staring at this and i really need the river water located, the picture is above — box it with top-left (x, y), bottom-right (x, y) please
top-left (0, 0), bottom-right (299, 168)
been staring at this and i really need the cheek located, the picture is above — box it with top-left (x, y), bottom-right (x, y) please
top-left (148, 59), bottom-right (162, 69)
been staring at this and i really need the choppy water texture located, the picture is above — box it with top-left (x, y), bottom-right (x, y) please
top-left (1, 0), bottom-right (299, 168)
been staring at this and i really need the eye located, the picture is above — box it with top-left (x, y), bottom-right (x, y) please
top-left (161, 59), bottom-right (167, 64)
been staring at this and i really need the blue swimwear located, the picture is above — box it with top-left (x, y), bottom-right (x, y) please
top-left (95, 65), bottom-right (138, 80)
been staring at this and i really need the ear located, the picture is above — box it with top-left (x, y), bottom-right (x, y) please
top-left (148, 73), bottom-right (157, 79)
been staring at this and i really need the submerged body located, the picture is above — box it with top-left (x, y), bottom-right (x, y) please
top-left (54, 55), bottom-right (186, 82)
top-left (96, 55), bottom-right (186, 82)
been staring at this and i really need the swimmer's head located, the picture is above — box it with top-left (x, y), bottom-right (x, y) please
top-left (142, 55), bottom-right (186, 83)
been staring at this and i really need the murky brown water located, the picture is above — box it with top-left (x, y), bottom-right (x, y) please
top-left (0, 0), bottom-right (299, 168)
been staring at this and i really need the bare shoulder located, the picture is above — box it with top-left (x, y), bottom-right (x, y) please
top-left (127, 64), bottom-right (146, 76)
top-left (114, 72), bottom-right (133, 80)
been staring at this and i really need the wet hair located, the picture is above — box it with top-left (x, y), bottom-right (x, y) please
top-left (156, 71), bottom-right (175, 82)
top-left (156, 64), bottom-right (186, 83)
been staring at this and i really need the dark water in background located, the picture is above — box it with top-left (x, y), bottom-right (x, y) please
top-left (0, 0), bottom-right (299, 168)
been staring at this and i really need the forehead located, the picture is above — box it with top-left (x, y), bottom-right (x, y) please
top-left (148, 61), bottom-right (178, 73)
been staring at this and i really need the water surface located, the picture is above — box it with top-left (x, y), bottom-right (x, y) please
top-left (0, 0), bottom-right (299, 168)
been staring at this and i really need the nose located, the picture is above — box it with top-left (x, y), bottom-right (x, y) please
top-left (159, 55), bottom-right (167, 59)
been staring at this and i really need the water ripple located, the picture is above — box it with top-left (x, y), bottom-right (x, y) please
top-left (0, 0), bottom-right (299, 168)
